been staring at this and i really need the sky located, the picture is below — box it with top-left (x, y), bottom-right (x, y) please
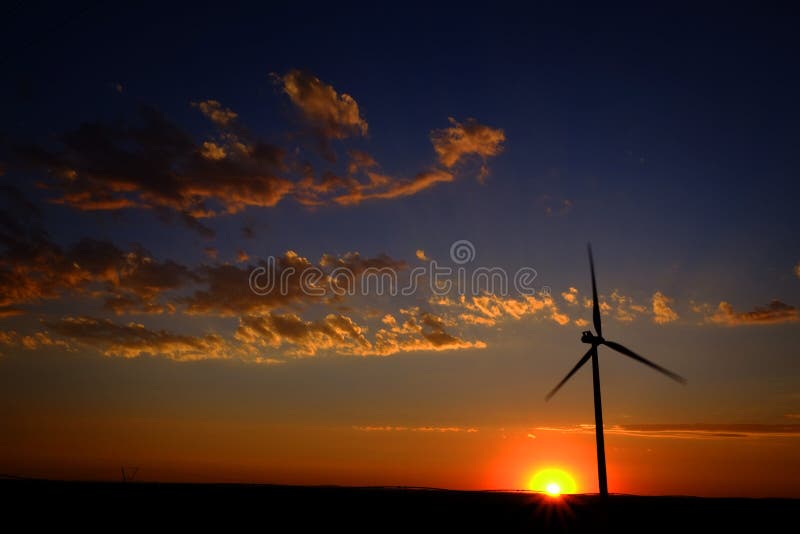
top-left (1, 3), bottom-right (799, 497)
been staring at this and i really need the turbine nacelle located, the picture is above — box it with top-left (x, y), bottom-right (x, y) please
top-left (580, 331), bottom-right (604, 345)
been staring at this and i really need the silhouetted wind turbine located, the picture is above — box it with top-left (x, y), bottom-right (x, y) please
top-left (545, 244), bottom-right (686, 498)
top-left (121, 466), bottom-right (138, 482)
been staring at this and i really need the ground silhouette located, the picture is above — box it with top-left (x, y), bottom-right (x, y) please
top-left (2, 479), bottom-right (796, 532)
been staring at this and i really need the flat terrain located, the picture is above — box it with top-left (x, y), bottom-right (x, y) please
top-left (2, 479), bottom-right (797, 531)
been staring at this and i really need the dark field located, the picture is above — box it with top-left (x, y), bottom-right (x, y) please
top-left (2, 479), bottom-right (797, 532)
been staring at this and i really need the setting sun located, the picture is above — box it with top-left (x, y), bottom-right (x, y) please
top-left (546, 483), bottom-right (561, 496)
top-left (530, 468), bottom-right (577, 495)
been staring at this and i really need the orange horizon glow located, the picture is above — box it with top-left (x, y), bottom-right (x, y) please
top-left (3, 409), bottom-right (799, 497)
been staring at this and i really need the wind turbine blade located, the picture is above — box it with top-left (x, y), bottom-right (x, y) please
top-left (603, 340), bottom-right (687, 384)
top-left (545, 348), bottom-right (593, 401)
top-left (588, 243), bottom-right (602, 337)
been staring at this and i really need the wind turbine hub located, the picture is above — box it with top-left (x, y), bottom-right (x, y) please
top-left (580, 331), bottom-right (604, 345)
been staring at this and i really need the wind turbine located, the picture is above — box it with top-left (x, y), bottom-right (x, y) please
top-left (545, 244), bottom-right (686, 498)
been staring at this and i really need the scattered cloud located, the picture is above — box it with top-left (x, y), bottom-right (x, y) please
top-left (353, 425), bottom-right (478, 433)
top-left (44, 316), bottom-right (229, 361)
top-left (370, 307), bottom-right (485, 355)
top-left (1, 188), bottom-right (419, 325)
top-left (199, 140), bottom-right (226, 160)
top-left (0, 329), bottom-right (71, 351)
top-left (561, 287), bottom-right (579, 305)
top-left (318, 251), bottom-right (408, 276)
top-left (430, 118), bottom-right (505, 180)
top-left (235, 312), bottom-right (370, 357)
top-left (346, 149), bottom-right (378, 176)
top-left (235, 306), bottom-right (484, 358)
top-left (279, 69), bottom-right (368, 139)
top-left (183, 251), bottom-right (406, 317)
top-left (415, 249), bottom-right (429, 261)
top-left (312, 169), bottom-right (455, 206)
top-left (431, 287), bottom-right (800, 331)
top-left (706, 300), bottom-right (798, 326)
top-left (7, 71), bottom-right (510, 232)
top-left (11, 105), bottom-right (291, 234)
top-left (0, 188), bottom-right (196, 315)
top-left (16, 303), bottom-right (483, 362)
top-left (432, 292), bottom-right (572, 328)
top-left (192, 99), bottom-right (238, 128)
top-left (609, 290), bottom-right (647, 322)
top-left (652, 291), bottom-right (679, 324)
top-left (536, 423), bottom-right (800, 440)
top-left (182, 252), bottom-right (321, 316)
top-left (795, 261), bottom-right (800, 279)
top-left (583, 297), bottom-right (612, 315)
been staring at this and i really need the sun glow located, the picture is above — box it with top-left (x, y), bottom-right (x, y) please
top-left (530, 468), bottom-right (577, 495)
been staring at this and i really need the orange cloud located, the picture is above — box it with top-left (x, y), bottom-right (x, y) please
top-left (430, 117), bottom-right (505, 178)
top-left (431, 292), bottom-right (571, 327)
top-left (279, 69), bottom-right (368, 139)
top-left (235, 312), bottom-right (371, 357)
top-left (536, 423), bottom-right (800, 440)
top-left (0, 330), bottom-right (70, 351)
top-left (368, 307), bottom-right (485, 355)
top-left (652, 291), bottom-right (679, 324)
top-left (236, 307), bottom-right (484, 358)
top-left (25, 306), bottom-right (485, 362)
top-left (183, 251), bottom-right (406, 317)
top-left (3, 189), bottom-right (413, 321)
top-left (365, 169), bottom-right (454, 200)
top-left (199, 141), bottom-right (226, 160)
top-left (706, 300), bottom-right (798, 326)
top-left (9, 74), bottom-right (506, 228)
top-left (43, 316), bottom-right (229, 361)
top-left (433, 288), bottom-right (685, 329)
top-left (0, 191), bottom-right (196, 315)
top-left (13, 105), bottom-right (292, 234)
top-left (294, 165), bottom-right (454, 207)
top-left (609, 290), bottom-right (647, 322)
top-left (353, 425), bottom-right (479, 433)
top-left (184, 252), bottom-right (322, 317)
top-left (583, 297), bottom-right (612, 315)
top-left (192, 99), bottom-right (238, 127)
top-left (561, 287), bottom-right (579, 305)
top-left (327, 169), bottom-right (454, 206)
top-left (346, 149), bottom-right (378, 175)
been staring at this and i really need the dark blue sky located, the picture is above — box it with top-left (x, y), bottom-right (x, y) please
top-left (4, 3), bottom-right (798, 286)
